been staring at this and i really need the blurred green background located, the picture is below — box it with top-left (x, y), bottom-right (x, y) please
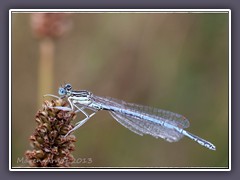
top-left (12, 12), bottom-right (229, 168)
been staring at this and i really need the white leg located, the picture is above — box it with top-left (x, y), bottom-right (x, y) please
top-left (44, 94), bottom-right (72, 111)
top-left (72, 103), bottom-right (89, 117)
top-left (64, 116), bottom-right (89, 137)
top-left (67, 97), bottom-right (98, 112)
top-left (74, 107), bottom-right (86, 125)
top-left (72, 102), bottom-right (99, 124)
top-left (43, 94), bottom-right (61, 99)
top-left (64, 112), bottom-right (96, 137)
top-left (48, 97), bottom-right (75, 111)
top-left (67, 97), bottom-right (75, 111)
top-left (72, 103), bottom-right (91, 125)
top-left (75, 111), bottom-right (96, 126)
top-left (64, 102), bottom-right (98, 136)
top-left (74, 106), bottom-right (85, 113)
top-left (51, 106), bottom-right (72, 111)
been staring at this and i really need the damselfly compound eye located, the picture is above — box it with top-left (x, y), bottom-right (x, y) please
top-left (58, 87), bottom-right (66, 96)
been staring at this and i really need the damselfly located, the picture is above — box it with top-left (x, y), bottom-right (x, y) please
top-left (45, 84), bottom-right (216, 151)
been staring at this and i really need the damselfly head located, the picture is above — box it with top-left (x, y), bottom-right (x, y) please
top-left (58, 84), bottom-right (72, 97)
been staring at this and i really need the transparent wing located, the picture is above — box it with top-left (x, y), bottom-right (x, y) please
top-left (109, 111), bottom-right (184, 142)
top-left (110, 111), bottom-right (144, 136)
top-left (95, 96), bottom-right (190, 129)
top-left (92, 95), bottom-right (190, 142)
top-left (123, 101), bottom-right (190, 129)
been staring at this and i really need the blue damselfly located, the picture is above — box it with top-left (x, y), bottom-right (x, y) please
top-left (45, 84), bottom-right (216, 151)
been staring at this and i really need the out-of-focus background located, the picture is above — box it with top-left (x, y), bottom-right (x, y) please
top-left (12, 12), bottom-right (229, 168)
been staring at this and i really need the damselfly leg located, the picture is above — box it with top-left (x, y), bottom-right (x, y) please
top-left (43, 94), bottom-right (61, 99)
top-left (64, 102), bottom-right (97, 137)
top-left (44, 94), bottom-right (97, 136)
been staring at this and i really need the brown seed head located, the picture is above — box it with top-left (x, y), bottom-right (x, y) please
top-left (30, 13), bottom-right (72, 39)
top-left (25, 99), bottom-right (77, 167)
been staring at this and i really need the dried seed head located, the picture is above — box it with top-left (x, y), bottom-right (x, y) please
top-left (30, 13), bottom-right (72, 39)
top-left (25, 99), bottom-right (77, 167)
